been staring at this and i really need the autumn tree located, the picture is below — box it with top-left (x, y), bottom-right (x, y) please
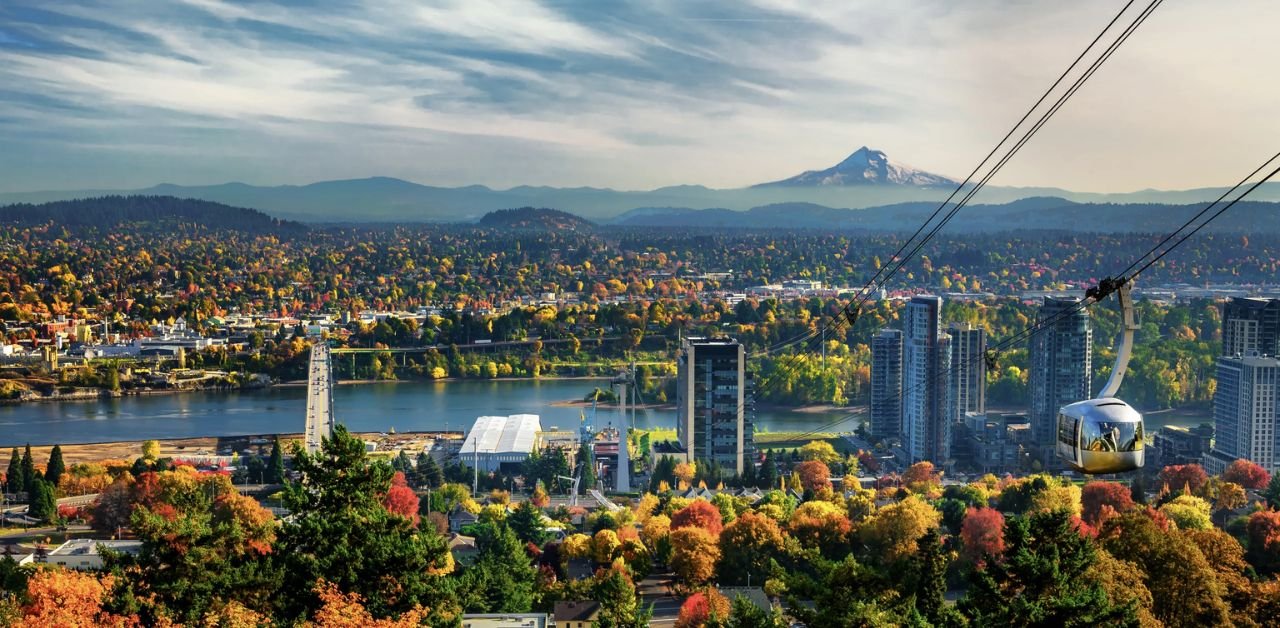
top-left (676, 588), bottom-right (730, 628)
top-left (141, 440), bottom-right (160, 462)
top-left (858, 495), bottom-right (941, 565)
top-left (1247, 510), bottom-right (1280, 575)
top-left (1223, 458), bottom-right (1270, 489)
top-left (671, 527), bottom-right (720, 589)
top-left (382, 471), bottom-right (420, 526)
top-left (903, 461), bottom-right (941, 495)
top-left (671, 499), bottom-right (724, 536)
top-left (788, 500), bottom-right (852, 557)
top-left (21, 569), bottom-right (136, 628)
top-left (1159, 464), bottom-right (1208, 494)
top-left (960, 507), bottom-right (1006, 565)
top-left (798, 441), bottom-right (841, 465)
top-left (793, 460), bottom-right (832, 493)
top-left (717, 511), bottom-right (785, 586)
top-left (1081, 481), bottom-right (1135, 528)
top-left (308, 580), bottom-right (429, 628)
top-left (1158, 493), bottom-right (1211, 531)
top-left (674, 461), bottom-right (696, 489)
top-left (1101, 509), bottom-right (1231, 626)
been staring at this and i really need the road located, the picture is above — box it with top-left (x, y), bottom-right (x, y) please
top-left (638, 573), bottom-right (682, 626)
top-left (304, 343), bottom-right (334, 454)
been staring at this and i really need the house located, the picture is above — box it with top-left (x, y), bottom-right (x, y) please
top-left (448, 533), bottom-right (479, 565)
top-left (449, 505), bottom-right (479, 532)
top-left (17, 539), bottom-right (143, 570)
top-left (553, 600), bottom-right (601, 628)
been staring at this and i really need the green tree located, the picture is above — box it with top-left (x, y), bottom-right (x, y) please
top-left (275, 425), bottom-right (455, 622)
top-left (1264, 472), bottom-right (1280, 509)
top-left (417, 452), bottom-right (444, 489)
top-left (508, 500), bottom-right (550, 546)
top-left (457, 522), bottom-right (538, 613)
top-left (580, 442), bottom-right (597, 491)
top-left (44, 445), bottom-right (66, 489)
top-left (912, 528), bottom-right (961, 626)
top-left (709, 593), bottom-right (787, 628)
top-left (5, 448), bottom-right (22, 495)
top-left (959, 510), bottom-right (1136, 627)
top-left (26, 479), bottom-right (57, 522)
top-left (20, 445), bottom-right (37, 495)
top-left (758, 450), bottom-right (779, 490)
top-left (265, 436), bottom-right (284, 484)
top-left (592, 563), bottom-right (652, 628)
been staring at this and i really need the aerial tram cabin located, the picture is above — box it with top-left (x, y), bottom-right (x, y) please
top-left (1057, 280), bottom-right (1144, 474)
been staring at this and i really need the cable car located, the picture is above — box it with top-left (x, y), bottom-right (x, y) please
top-left (1057, 280), bottom-right (1144, 474)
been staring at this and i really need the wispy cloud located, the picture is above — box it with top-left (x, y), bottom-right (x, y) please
top-left (0, 0), bottom-right (1277, 193)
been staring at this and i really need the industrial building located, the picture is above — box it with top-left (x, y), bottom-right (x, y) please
top-left (460, 414), bottom-right (543, 473)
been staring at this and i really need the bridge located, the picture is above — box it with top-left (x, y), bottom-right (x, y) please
top-left (304, 342), bottom-right (335, 454)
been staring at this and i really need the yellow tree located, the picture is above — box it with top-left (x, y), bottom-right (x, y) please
top-left (798, 441), bottom-right (841, 465)
top-left (858, 495), bottom-right (941, 564)
top-left (670, 527), bottom-right (720, 589)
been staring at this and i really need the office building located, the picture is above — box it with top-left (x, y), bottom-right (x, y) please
top-left (1222, 297), bottom-right (1280, 357)
top-left (1151, 423), bottom-right (1214, 468)
top-left (675, 337), bottom-right (755, 474)
top-left (1204, 355), bottom-right (1280, 475)
top-left (1028, 297), bottom-right (1092, 458)
top-left (870, 329), bottom-right (904, 440)
top-left (903, 295), bottom-right (951, 463)
top-left (947, 323), bottom-right (987, 421)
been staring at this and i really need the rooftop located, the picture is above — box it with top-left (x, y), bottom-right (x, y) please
top-left (460, 414), bottom-right (543, 455)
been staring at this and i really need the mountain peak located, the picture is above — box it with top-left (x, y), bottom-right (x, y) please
top-left (755, 147), bottom-right (957, 188)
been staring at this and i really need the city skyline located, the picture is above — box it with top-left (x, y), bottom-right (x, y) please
top-left (1, 1), bottom-right (1278, 194)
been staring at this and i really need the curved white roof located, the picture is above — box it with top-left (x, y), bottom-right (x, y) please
top-left (461, 414), bottom-right (543, 455)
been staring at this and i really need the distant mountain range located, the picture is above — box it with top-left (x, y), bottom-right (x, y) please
top-left (2, 147), bottom-right (1279, 224)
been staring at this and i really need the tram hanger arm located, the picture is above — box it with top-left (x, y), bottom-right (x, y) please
top-left (1098, 280), bottom-right (1138, 399)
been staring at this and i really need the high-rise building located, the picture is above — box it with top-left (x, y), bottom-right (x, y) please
top-left (1222, 297), bottom-right (1280, 358)
top-left (871, 329), bottom-right (904, 440)
top-left (903, 295), bottom-right (951, 463)
top-left (1028, 297), bottom-right (1092, 457)
top-left (675, 337), bottom-right (755, 474)
top-left (947, 323), bottom-right (987, 421)
top-left (1204, 355), bottom-right (1280, 475)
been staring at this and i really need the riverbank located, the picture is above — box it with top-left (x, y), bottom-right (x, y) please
top-left (15, 430), bottom-right (462, 467)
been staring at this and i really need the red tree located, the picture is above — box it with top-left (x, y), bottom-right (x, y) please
top-left (960, 507), bottom-right (1005, 564)
top-left (1081, 481), bottom-right (1135, 527)
top-left (794, 460), bottom-right (832, 492)
top-left (1223, 459), bottom-right (1271, 489)
top-left (1247, 510), bottom-right (1280, 572)
top-left (670, 499), bottom-right (724, 536)
top-left (675, 589), bottom-right (730, 628)
top-left (383, 471), bottom-right (420, 526)
top-left (903, 461), bottom-right (940, 488)
top-left (1159, 464), bottom-right (1208, 493)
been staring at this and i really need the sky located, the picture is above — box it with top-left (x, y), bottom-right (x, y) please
top-left (0, 0), bottom-right (1277, 194)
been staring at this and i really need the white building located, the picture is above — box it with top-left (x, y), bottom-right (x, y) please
top-left (461, 414), bottom-right (544, 473)
top-left (1204, 355), bottom-right (1280, 475)
top-left (19, 539), bottom-right (143, 570)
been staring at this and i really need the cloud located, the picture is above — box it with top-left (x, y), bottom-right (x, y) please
top-left (0, 0), bottom-right (1277, 193)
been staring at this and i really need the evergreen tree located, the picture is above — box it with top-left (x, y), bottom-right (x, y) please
top-left (275, 425), bottom-right (455, 622)
top-left (393, 450), bottom-right (412, 473)
top-left (1266, 472), bottom-right (1280, 510)
top-left (912, 528), bottom-right (962, 626)
top-left (131, 457), bottom-right (151, 477)
top-left (266, 436), bottom-right (284, 484)
top-left (741, 457), bottom-right (758, 489)
top-left (650, 456), bottom-right (677, 493)
top-left (20, 445), bottom-right (38, 495)
top-left (508, 500), bottom-right (549, 546)
top-left (958, 510), bottom-right (1136, 626)
top-left (44, 445), bottom-right (65, 489)
top-left (579, 442), bottom-right (597, 491)
top-left (710, 594), bottom-right (787, 628)
top-left (457, 522), bottom-right (538, 613)
top-left (419, 452), bottom-right (444, 489)
top-left (593, 563), bottom-right (653, 628)
top-left (1130, 475), bottom-right (1147, 505)
top-left (26, 479), bottom-right (56, 522)
top-left (759, 450), bottom-right (780, 490)
top-left (4, 448), bottom-right (22, 495)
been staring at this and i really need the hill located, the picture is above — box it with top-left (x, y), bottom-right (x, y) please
top-left (0, 196), bottom-right (306, 233)
top-left (477, 207), bottom-right (594, 231)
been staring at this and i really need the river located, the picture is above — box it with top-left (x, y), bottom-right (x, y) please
top-left (0, 379), bottom-right (1212, 448)
top-left (0, 379), bottom-right (865, 447)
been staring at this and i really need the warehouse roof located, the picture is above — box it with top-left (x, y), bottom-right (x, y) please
top-left (460, 414), bottom-right (543, 455)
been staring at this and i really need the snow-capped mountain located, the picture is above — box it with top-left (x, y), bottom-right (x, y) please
top-left (755, 146), bottom-right (958, 187)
